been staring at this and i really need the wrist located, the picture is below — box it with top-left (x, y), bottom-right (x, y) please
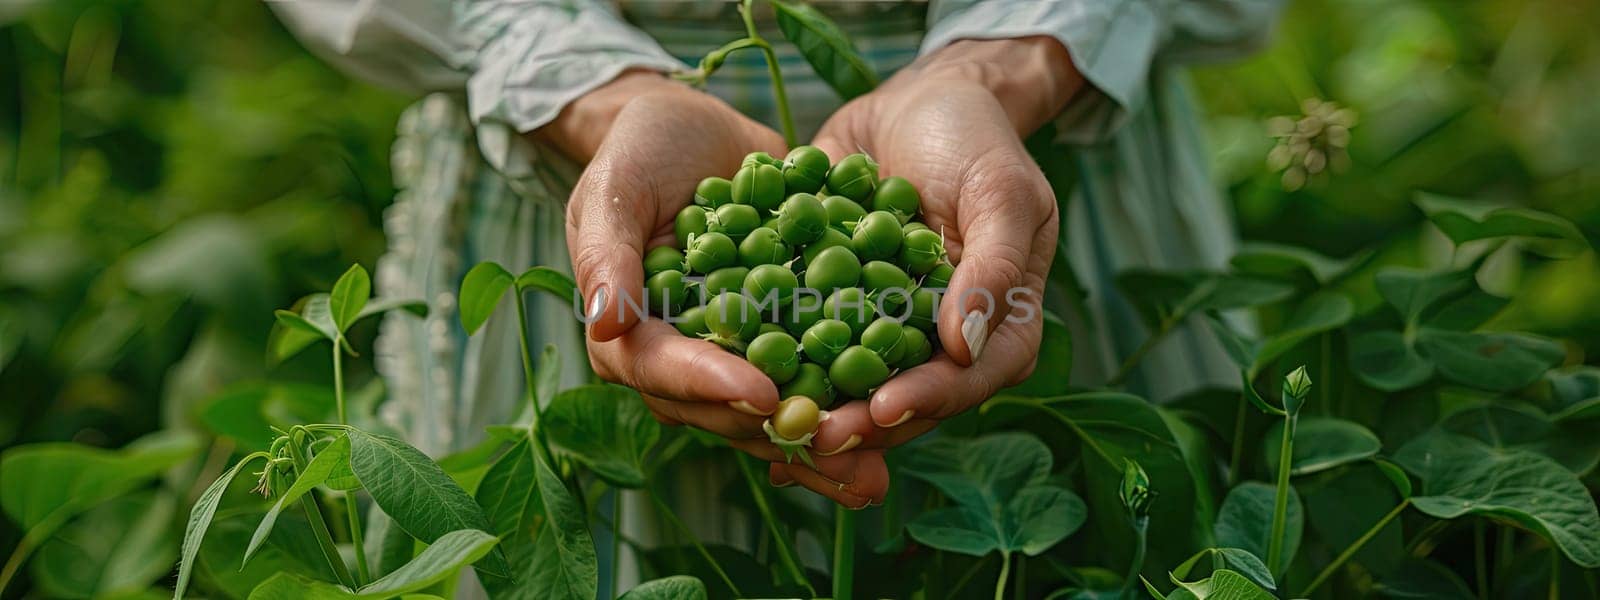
top-left (534, 69), bottom-right (690, 162)
top-left (907, 37), bottom-right (1083, 136)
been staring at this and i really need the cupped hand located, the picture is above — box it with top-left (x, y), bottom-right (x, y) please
top-left (550, 73), bottom-right (787, 420)
top-left (774, 38), bottom-right (1082, 502)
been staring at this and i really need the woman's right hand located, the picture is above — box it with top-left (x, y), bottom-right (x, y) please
top-left (544, 72), bottom-right (790, 423)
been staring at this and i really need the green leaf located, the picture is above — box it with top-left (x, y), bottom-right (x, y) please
top-left (619, 576), bottom-right (708, 600)
top-left (357, 297), bottom-right (429, 322)
top-left (1420, 289), bottom-right (1508, 331)
top-left (1170, 569), bottom-right (1276, 600)
top-left (479, 437), bottom-right (598, 600)
top-left (346, 429), bottom-right (508, 577)
top-left (1374, 558), bottom-right (1476, 599)
top-left (985, 393), bottom-right (1203, 574)
top-left (1348, 330), bottom-right (1434, 391)
top-left (1117, 270), bottom-right (1294, 330)
top-left (1253, 292), bottom-right (1353, 373)
top-left (1264, 417), bottom-right (1381, 476)
top-left (198, 512), bottom-right (341, 598)
top-left (1003, 310), bottom-right (1073, 396)
top-left (1229, 242), bottom-right (1369, 285)
top-left (769, 0), bottom-right (879, 100)
top-left (1414, 193), bottom-right (1588, 256)
top-left (270, 294), bottom-right (338, 363)
top-left (245, 573), bottom-right (353, 600)
top-left (1394, 432), bottom-right (1600, 568)
top-left (175, 452), bottom-right (269, 599)
top-left (899, 432), bottom-right (1085, 557)
top-left (1417, 329), bottom-right (1564, 392)
top-left (245, 435), bottom-right (350, 564)
top-left (1169, 547), bottom-right (1276, 592)
top-left (2, 430), bottom-right (200, 531)
top-left (516, 266), bottom-right (578, 308)
top-left (363, 508), bottom-right (417, 580)
top-left (1375, 267), bottom-right (1476, 326)
top-left (1299, 463), bottom-right (1409, 579)
top-left (358, 529), bottom-right (499, 597)
top-left (542, 385), bottom-right (660, 488)
top-left (1439, 404), bottom-right (1599, 474)
top-left (329, 264), bottom-right (371, 334)
top-left (1545, 366), bottom-right (1600, 422)
top-left (1214, 482), bottom-right (1301, 575)
top-left (32, 490), bottom-right (178, 600)
top-left (460, 262), bottom-right (515, 335)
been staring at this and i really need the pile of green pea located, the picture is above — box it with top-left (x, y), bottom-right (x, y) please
top-left (643, 147), bottom-right (951, 412)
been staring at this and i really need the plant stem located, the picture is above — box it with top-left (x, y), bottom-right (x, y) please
top-left (1496, 527), bottom-right (1513, 590)
top-left (513, 293), bottom-right (554, 458)
top-left (738, 0), bottom-right (796, 146)
top-left (1298, 500), bottom-right (1409, 597)
top-left (648, 490), bottom-right (741, 597)
top-left (1108, 317), bottom-right (1176, 386)
top-left (993, 552), bottom-right (1012, 600)
top-left (332, 337), bottom-right (347, 425)
top-left (330, 336), bottom-right (369, 585)
top-left (611, 489), bottom-right (623, 599)
top-left (946, 555), bottom-right (990, 599)
top-left (288, 442), bottom-right (357, 588)
top-left (734, 454), bottom-right (814, 594)
top-left (1228, 391), bottom-right (1249, 486)
top-left (1121, 519), bottom-right (1149, 597)
top-left (0, 509), bottom-right (70, 596)
top-left (1548, 547), bottom-right (1560, 600)
top-left (1266, 412), bottom-right (1296, 576)
top-left (1475, 520), bottom-right (1489, 600)
top-left (833, 505), bottom-right (856, 600)
top-left (1015, 555), bottom-right (1026, 600)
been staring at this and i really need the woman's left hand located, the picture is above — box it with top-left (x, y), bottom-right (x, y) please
top-left (770, 37), bottom-right (1083, 503)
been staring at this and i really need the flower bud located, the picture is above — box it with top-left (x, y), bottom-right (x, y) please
top-left (1119, 458), bottom-right (1154, 520)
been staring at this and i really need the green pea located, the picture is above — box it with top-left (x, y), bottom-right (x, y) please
top-left (924, 262), bottom-right (954, 289)
top-left (704, 292), bottom-right (761, 347)
top-left (744, 263), bottom-right (798, 308)
top-left (759, 322), bottom-right (787, 337)
top-left (860, 317), bottom-right (908, 365)
top-left (645, 269), bottom-right (689, 314)
top-left (742, 151), bottom-right (782, 170)
top-left (896, 326), bottom-right (933, 368)
top-left (746, 331), bottom-right (800, 385)
top-left (782, 145), bottom-right (830, 195)
top-left (826, 153), bottom-right (878, 203)
top-left (695, 176), bottom-right (733, 207)
top-left (709, 203), bottom-right (761, 242)
top-left (772, 396), bottom-right (821, 440)
top-left (774, 193), bottom-right (827, 245)
top-left (872, 176), bottom-right (920, 223)
top-left (801, 319), bottom-right (852, 366)
top-left (899, 228), bottom-right (946, 276)
top-left (906, 287), bottom-right (939, 332)
top-left (823, 287), bottom-right (876, 338)
top-left (738, 227), bottom-right (792, 268)
top-left (779, 362), bottom-right (834, 406)
top-left (732, 163), bottom-right (785, 212)
top-left (781, 291), bottom-right (826, 337)
top-left (675, 206), bottom-right (709, 249)
top-left (644, 246), bottom-right (685, 276)
top-left (902, 222), bottom-right (929, 234)
top-left (861, 261), bottom-right (916, 305)
top-left (851, 211), bottom-right (903, 261)
top-left (829, 345), bottom-right (889, 398)
top-left (703, 266), bottom-right (750, 299)
top-left (801, 227), bottom-right (853, 266)
top-left (823, 195), bottom-right (867, 234)
top-left (685, 232), bottom-right (736, 273)
top-left (674, 305), bottom-right (709, 337)
top-left (803, 245), bottom-right (861, 293)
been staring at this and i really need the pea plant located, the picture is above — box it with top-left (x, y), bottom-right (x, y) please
top-left (3, 2), bottom-right (1600, 600)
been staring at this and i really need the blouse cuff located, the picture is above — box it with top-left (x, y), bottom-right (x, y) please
top-left (921, 0), bottom-right (1166, 145)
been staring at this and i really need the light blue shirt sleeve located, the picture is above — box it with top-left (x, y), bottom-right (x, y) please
top-left (923, 0), bottom-right (1283, 144)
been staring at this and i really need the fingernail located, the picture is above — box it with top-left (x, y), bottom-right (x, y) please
top-left (961, 309), bottom-right (989, 362)
top-left (586, 286), bottom-right (608, 322)
top-left (849, 496), bottom-right (873, 510)
top-left (817, 434), bottom-right (861, 457)
top-left (732, 400), bottom-right (773, 416)
top-left (884, 409), bottom-right (915, 428)
top-left (770, 473), bottom-right (795, 488)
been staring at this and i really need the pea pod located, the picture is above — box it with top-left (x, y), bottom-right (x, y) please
top-left (829, 345), bottom-right (889, 398)
top-left (694, 176), bottom-right (733, 207)
top-left (826, 153), bottom-right (878, 202)
top-left (747, 331), bottom-right (801, 385)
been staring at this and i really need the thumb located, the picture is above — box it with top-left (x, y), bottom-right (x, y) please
top-left (937, 172), bottom-right (1048, 366)
top-left (566, 159), bottom-right (656, 342)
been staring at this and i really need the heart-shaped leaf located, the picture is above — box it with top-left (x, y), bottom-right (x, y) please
top-left (899, 432), bottom-right (1086, 557)
top-left (346, 429), bottom-right (508, 577)
top-left (1375, 267), bottom-right (1477, 326)
top-left (460, 262), bottom-right (515, 336)
top-left (1348, 330), bottom-right (1434, 391)
top-left (329, 264), bottom-right (371, 334)
top-left (1264, 417), bottom-right (1381, 476)
top-left (1394, 432), bottom-right (1600, 568)
top-left (1440, 404), bottom-right (1599, 474)
top-left (770, 0), bottom-right (878, 100)
top-left (1417, 329), bottom-right (1564, 392)
top-left (1214, 482), bottom-right (1302, 576)
top-left (1414, 193), bottom-right (1588, 256)
top-left (619, 576), bottom-right (708, 600)
top-left (542, 384), bottom-right (660, 488)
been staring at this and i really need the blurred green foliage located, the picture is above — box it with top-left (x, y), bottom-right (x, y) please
top-left (2, 0), bottom-right (1599, 596)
